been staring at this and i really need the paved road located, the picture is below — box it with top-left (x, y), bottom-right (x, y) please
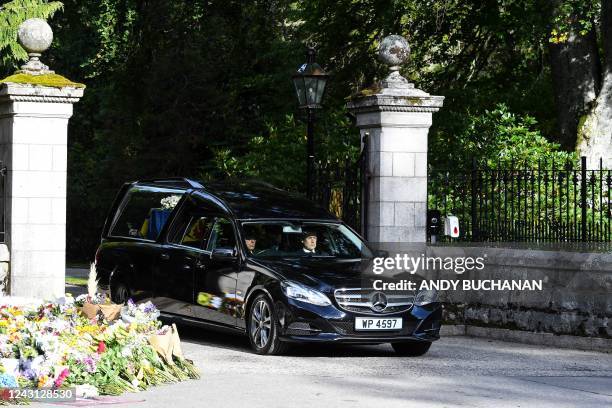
top-left (37, 323), bottom-right (612, 408)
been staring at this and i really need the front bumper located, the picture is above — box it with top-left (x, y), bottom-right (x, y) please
top-left (276, 298), bottom-right (442, 344)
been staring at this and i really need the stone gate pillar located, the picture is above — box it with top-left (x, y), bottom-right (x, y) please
top-left (0, 19), bottom-right (84, 298)
top-left (347, 35), bottom-right (443, 243)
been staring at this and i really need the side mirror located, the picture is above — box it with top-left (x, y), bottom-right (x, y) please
top-left (211, 247), bottom-right (238, 260)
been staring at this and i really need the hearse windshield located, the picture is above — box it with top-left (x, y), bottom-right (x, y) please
top-left (241, 221), bottom-right (372, 259)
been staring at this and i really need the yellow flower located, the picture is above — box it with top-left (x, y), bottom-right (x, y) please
top-left (37, 375), bottom-right (49, 388)
top-left (76, 324), bottom-right (102, 336)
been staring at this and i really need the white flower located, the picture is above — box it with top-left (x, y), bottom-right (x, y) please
top-left (55, 295), bottom-right (74, 306)
top-left (121, 346), bottom-right (133, 357)
top-left (160, 195), bottom-right (181, 209)
top-left (0, 358), bottom-right (19, 376)
top-left (75, 384), bottom-right (99, 399)
top-left (211, 296), bottom-right (223, 309)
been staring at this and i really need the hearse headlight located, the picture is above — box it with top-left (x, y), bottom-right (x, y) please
top-left (281, 281), bottom-right (331, 306)
top-left (414, 288), bottom-right (438, 306)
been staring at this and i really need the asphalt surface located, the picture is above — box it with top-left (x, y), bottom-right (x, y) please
top-left (35, 323), bottom-right (612, 408)
top-left (48, 269), bottom-right (612, 407)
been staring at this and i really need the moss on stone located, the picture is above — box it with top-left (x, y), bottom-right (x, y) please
top-left (0, 73), bottom-right (85, 89)
top-left (345, 84), bottom-right (383, 101)
top-left (358, 84), bottom-right (382, 96)
top-left (400, 96), bottom-right (423, 105)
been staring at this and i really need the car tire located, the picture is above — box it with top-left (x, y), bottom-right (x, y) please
top-left (391, 341), bottom-right (432, 357)
top-left (247, 294), bottom-right (289, 355)
top-left (110, 279), bottom-right (130, 304)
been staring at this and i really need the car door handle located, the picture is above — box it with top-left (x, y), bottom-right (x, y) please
top-left (160, 253), bottom-right (170, 260)
top-left (182, 264), bottom-right (192, 270)
top-left (195, 262), bottom-right (206, 270)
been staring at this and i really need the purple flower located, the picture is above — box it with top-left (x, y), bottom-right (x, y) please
top-left (143, 303), bottom-right (156, 313)
top-left (83, 356), bottom-right (97, 373)
top-left (127, 298), bottom-right (136, 308)
top-left (22, 368), bottom-right (37, 380)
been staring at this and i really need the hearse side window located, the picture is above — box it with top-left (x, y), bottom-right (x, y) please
top-left (207, 217), bottom-right (236, 251)
top-left (182, 217), bottom-right (215, 248)
top-left (170, 215), bottom-right (215, 249)
top-left (111, 186), bottom-right (184, 240)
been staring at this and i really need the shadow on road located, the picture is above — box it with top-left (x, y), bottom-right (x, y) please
top-left (171, 322), bottom-right (400, 357)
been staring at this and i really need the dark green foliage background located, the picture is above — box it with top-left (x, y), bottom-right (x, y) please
top-left (0, 0), bottom-right (586, 260)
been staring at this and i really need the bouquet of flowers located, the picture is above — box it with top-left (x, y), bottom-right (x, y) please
top-left (74, 265), bottom-right (121, 321)
top-left (120, 299), bottom-right (160, 325)
top-left (0, 293), bottom-right (199, 404)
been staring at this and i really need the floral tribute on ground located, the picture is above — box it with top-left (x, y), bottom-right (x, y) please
top-left (0, 267), bottom-right (198, 404)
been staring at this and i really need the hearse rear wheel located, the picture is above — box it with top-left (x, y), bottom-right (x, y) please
top-left (111, 279), bottom-right (130, 304)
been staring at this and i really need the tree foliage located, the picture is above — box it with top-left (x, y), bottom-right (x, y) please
top-left (0, 0), bottom-right (606, 260)
top-left (0, 0), bottom-right (63, 67)
top-left (430, 104), bottom-right (576, 172)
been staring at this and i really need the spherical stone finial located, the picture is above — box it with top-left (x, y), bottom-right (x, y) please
top-left (376, 35), bottom-right (412, 92)
top-left (16, 18), bottom-right (54, 75)
top-left (378, 35), bottom-right (410, 70)
top-left (18, 18), bottom-right (53, 54)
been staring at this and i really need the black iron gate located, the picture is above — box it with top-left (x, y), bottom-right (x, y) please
top-left (428, 157), bottom-right (612, 243)
top-left (313, 135), bottom-right (368, 236)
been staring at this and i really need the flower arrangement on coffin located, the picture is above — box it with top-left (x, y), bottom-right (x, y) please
top-left (0, 294), bottom-right (199, 404)
top-left (74, 264), bottom-right (122, 321)
top-left (160, 195), bottom-right (181, 210)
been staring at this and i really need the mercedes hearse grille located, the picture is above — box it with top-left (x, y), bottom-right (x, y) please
top-left (334, 288), bottom-right (414, 315)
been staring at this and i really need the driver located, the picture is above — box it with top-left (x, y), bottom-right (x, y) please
top-left (301, 230), bottom-right (319, 254)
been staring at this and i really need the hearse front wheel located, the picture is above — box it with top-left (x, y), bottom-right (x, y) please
top-left (391, 340), bottom-right (432, 357)
top-left (247, 294), bottom-right (289, 355)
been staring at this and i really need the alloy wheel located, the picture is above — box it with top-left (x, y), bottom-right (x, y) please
top-left (250, 299), bottom-right (272, 349)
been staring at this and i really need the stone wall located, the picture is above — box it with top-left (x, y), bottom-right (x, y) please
top-left (425, 246), bottom-right (612, 339)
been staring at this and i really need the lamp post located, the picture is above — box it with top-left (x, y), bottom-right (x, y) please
top-left (292, 47), bottom-right (328, 199)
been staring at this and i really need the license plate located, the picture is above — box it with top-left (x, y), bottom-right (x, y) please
top-left (354, 317), bottom-right (402, 331)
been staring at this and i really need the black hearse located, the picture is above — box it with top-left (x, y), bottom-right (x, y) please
top-left (95, 178), bottom-right (441, 355)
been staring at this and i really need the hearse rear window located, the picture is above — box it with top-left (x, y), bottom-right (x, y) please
top-left (111, 186), bottom-right (184, 240)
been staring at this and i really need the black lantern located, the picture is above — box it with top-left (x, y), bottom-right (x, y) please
top-left (292, 47), bottom-right (328, 199)
top-left (292, 48), bottom-right (328, 109)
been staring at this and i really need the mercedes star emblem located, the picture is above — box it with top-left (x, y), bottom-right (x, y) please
top-left (370, 292), bottom-right (388, 312)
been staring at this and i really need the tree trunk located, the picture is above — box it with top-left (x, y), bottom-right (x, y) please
top-left (548, 2), bottom-right (601, 150)
top-left (576, 0), bottom-right (612, 168)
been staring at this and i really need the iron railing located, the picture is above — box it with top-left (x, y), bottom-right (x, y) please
top-left (429, 157), bottom-right (611, 243)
